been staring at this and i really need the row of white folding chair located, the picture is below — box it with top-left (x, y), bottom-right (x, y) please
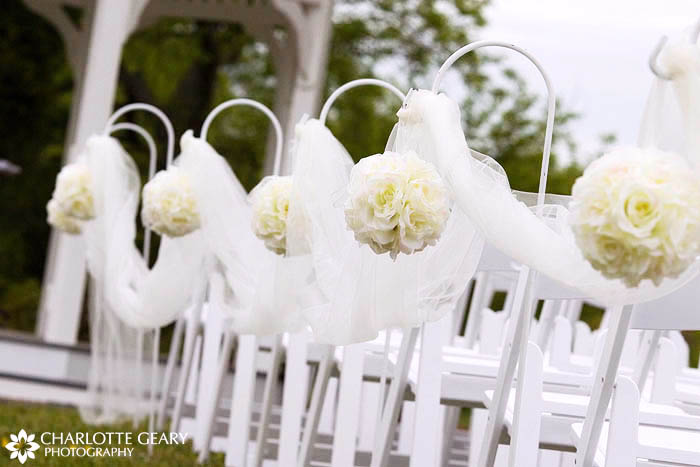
top-left (162, 254), bottom-right (693, 466)
top-left (398, 305), bottom-right (625, 467)
top-left (571, 374), bottom-right (700, 466)
top-left (379, 252), bottom-right (656, 467)
top-left (194, 320), bottom-right (402, 465)
top-left (484, 339), bottom-right (700, 467)
top-left (155, 271), bottom-right (286, 466)
top-left (274, 247), bottom-right (636, 465)
top-left (481, 333), bottom-right (685, 465)
top-left (165, 280), bottom-right (402, 466)
top-left (515, 336), bottom-right (700, 466)
top-left (502, 273), bottom-right (700, 467)
top-left (369, 245), bottom-right (600, 466)
top-left (570, 276), bottom-right (700, 467)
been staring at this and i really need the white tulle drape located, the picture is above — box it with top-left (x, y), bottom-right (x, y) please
top-left (176, 131), bottom-right (307, 336)
top-left (78, 135), bottom-right (205, 423)
top-left (396, 85), bottom-right (700, 307)
top-left (644, 34), bottom-right (700, 167)
top-left (288, 119), bottom-right (483, 345)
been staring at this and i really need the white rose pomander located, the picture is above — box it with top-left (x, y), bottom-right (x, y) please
top-left (344, 151), bottom-right (450, 259)
top-left (250, 176), bottom-right (293, 255)
top-left (141, 166), bottom-right (201, 237)
top-left (52, 163), bottom-right (96, 220)
top-left (46, 162), bottom-right (95, 234)
top-left (570, 147), bottom-right (700, 287)
top-left (46, 199), bottom-right (82, 234)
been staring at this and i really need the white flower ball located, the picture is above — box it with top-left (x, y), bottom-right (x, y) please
top-left (250, 176), bottom-right (293, 255)
top-left (141, 166), bottom-right (201, 237)
top-left (660, 41), bottom-right (700, 78)
top-left (344, 151), bottom-right (450, 259)
top-left (52, 163), bottom-right (95, 220)
top-left (570, 147), bottom-right (700, 287)
top-left (46, 199), bottom-right (82, 234)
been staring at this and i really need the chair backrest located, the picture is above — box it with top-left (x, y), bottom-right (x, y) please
top-left (477, 243), bottom-right (519, 271)
top-left (630, 275), bottom-right (700, 331)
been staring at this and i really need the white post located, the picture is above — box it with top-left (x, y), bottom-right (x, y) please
top-left (37, 0), bottom-right (142, 344)
top-left (274, 0), bottom-right (334, 175)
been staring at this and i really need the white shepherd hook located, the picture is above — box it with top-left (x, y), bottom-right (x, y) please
top-left (103, 103), bottom-right (176, 455)
top-left (104, 103), bottom-right (175, 166)
top-left (201, 98), bottom-right (284, 176)
top-left (319, 78), bottom-right (406, 126)
top-left (649, 17), bottom-right (700, 80)
top-left (431, 40), bottom-right (556, 209)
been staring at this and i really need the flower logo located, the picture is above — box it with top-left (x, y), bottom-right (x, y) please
top-left (5, 430), bottom-right (39, 464)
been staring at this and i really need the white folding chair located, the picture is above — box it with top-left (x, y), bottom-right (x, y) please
top-left (571, 374), bottom-right (700, 466)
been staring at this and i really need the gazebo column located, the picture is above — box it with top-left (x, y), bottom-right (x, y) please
top-left (271, 0), bottom-right (334, 175)
top-left (37, 0), bottom-right (148, 344)
top-left (264, 30), bottom-right (296, 175)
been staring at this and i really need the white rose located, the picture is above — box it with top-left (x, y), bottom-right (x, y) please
top-left (52, 163), bottom-right (95, 220)
top-left (46, 199), bottom-right (82, 234)
top-left (141, 166), bottom-right (201, 237)
top-left (250, 176), bottom-right (293, 255)
top-left (345, 151), bottom-right (450, 259)
top-left (570, 147), bottom-right (700, 287)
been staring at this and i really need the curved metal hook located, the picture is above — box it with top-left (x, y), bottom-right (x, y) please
top-left (432, 40), bottom-right (556, 208)
top-left (649, 18), bottom-right (700, 81)
top-left (110, 122), bottom-right (158, 180)
top-left (201, 98), bottom-right (284, 176)
top-left (649, 36), bottom-right (673, 81)
top-left (692, 17), bottom-right (700, 43)
top-left (108, 122), bottom-right (158, 259)
top-left (104, 103), bottom-right (176, 167)
top-left (319, 78), bottom-right (406, 126)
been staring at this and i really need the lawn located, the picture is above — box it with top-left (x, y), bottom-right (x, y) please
top-left (0, 400), bottom-right (225, 466)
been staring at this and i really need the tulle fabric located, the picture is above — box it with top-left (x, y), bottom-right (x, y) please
top-left (79, 135), bottom-right (203, 423)
top-left (83, 135), bottom-right (206, 330)
top-left (176, 131), bottom-right (307, 336)
top-left (289, 119), bottom-right (483, 345)
top-left (649, 33), bottom-right (700, 169)
top-left (396, 89), bottom-right (700, 306)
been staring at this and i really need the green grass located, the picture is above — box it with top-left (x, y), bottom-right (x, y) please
top-left (0, 400), bottom-right (225, 466)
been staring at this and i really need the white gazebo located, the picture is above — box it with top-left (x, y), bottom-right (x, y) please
top-left (24, 0), bottom-right (334, 345)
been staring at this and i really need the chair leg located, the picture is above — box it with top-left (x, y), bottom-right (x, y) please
top-left (631, 329), bottom-right (661, 393)
top-left (441, 407), bottom-right (459, 466)
top-left (410, 320), bottom-right (448, 467)
top-left (134, 329), bottom-right (145, 429)
top-left (298, 345), bottom-right (335, 467)
top-left (331, 343), bottom-right (366, 467)
top-left (371, 327), bottom-right (420, 467)
top-left (170, 305), bottom-right (204, 433)
top-left (507, 342), bottom-right (544, 467)
top-left (575, 305), bottom-right (633, 467)
top-left (197, 330), bottom-right (235, 464)
top-left (157, 316), bottom-right (185, 430)
top-left (277, 332), bottom-right (311, 465)
top-left (254, 335), bottom-right (284, 467)
top-left (477, 268), bottom-right (536, 467)
top-left (225, 335), bottom-right (258, 467)
top-left (147, 327), bottom-right (160, 456)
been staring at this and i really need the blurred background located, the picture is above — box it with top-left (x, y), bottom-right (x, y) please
top-left (0, 0), bottom-right (698, 365)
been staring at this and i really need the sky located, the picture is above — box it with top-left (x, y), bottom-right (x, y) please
top-left (479, 0), bottom-right (699, 165)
